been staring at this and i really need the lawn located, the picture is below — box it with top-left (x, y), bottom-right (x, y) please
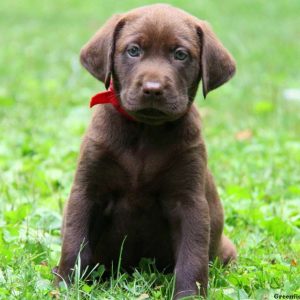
top-left (0, 0), bottom-right (300, 299)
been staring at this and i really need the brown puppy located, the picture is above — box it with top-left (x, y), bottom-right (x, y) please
top-left (56, 4), bottom-right (237, 299)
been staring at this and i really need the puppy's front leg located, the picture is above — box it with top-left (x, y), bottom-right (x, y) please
top-left (56, 187), bottom-right (93, 284)
top-left (171, 198), bottom-right (210, 299)
top-left (56, 138), bottom-right (108, 284)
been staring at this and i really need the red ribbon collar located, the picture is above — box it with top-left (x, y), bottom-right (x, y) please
top-left (90, 82), bottom-right (134, 121)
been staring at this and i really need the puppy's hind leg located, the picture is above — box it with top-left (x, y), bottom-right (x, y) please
top-left (205, 171), bottom-right (237, 265)
top-left (217, 234), bottom-right (237, 265)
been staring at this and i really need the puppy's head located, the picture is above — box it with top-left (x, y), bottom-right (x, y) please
top-left (80, 4), bottom-right (236, 125)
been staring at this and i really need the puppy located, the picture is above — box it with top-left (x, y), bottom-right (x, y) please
top-left (56, 4), bottom-right (237, 299)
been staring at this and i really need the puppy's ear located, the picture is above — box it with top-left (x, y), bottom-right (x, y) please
top-left (197, 21), bottom-right (236, 98)
top-left (80, 15), bottom-right (125, 89)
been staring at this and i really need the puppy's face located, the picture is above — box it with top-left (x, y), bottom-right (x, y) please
top-left (114, 15), bottom-right (200, 124)
top-left (80, 4), bottom-right (236, 125)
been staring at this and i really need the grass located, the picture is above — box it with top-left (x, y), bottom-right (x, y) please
top-left (0, 0), bottom-right (300, 299)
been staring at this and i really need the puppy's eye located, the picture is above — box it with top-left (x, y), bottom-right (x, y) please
top-left (174, 49), bottom-right (188, 61)
top-left (127, 45), bottom-right (141, 57)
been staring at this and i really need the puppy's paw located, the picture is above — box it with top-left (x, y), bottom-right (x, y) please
top-left (218, 234), bottom-right (237, 265)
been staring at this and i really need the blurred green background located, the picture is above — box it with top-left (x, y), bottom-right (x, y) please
top-left (0, 0), bottom-right (299, 299)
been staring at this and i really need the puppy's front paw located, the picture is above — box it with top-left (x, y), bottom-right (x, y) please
top-left (52, 265), bottom-right (71, 287)
top-left (174, 289), bottom-right (198, 300)
top-left (52, 266), bottom-right (62, 287)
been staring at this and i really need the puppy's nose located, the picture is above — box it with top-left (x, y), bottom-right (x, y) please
top-left (142, 81), bottom-right (163, 97)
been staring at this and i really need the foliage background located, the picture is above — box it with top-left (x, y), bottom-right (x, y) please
top-left (0, 0), bottom-right (299, 299)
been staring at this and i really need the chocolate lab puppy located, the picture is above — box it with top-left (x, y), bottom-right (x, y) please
top-left (56, 4), bottom-right (237, 299)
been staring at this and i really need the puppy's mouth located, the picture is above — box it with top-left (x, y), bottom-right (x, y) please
top-left (121, 92), bottom-right (190, 124)
top-left (135, 108), bottom-right (168, 119)
top-left (127, 108), bottom-right (175, 125)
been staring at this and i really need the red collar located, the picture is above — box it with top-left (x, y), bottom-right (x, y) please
top-left (90, 82), bottom-right (134, 121)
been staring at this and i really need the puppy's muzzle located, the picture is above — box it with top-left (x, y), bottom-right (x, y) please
top-left (122, 77), bottom-right (185, 124)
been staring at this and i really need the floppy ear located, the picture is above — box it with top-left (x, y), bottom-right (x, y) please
top-left (197, 21), bottom-right (236, 98)
top-left (80, 14), bottom-right (125, 89)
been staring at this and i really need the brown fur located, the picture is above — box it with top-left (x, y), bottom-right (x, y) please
top-left (56, 4), bottom-right (237, 299)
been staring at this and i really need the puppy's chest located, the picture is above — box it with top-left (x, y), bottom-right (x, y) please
top-left (94, 145), bottom-right (172, 216)
top-left (118, 144), bottom-right (170, 189)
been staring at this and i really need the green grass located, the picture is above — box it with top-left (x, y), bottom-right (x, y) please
top-left (1, 0), bottom-right (300, 299)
